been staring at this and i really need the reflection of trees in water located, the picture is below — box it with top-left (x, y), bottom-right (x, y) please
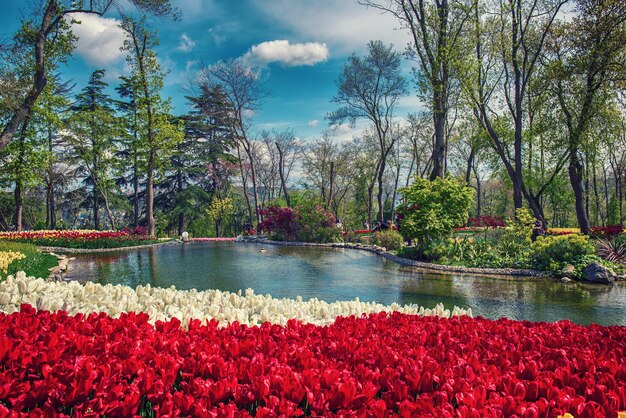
top-left (396, 271), bottom-right (626, 324)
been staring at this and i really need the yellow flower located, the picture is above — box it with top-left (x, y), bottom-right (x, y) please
top-left (0, 251), bottom-right (26, 274)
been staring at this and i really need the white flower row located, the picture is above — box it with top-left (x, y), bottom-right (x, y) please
top-left (0, 272), bottom-right (472, 327)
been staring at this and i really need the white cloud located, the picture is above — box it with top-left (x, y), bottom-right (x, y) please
top-left (208, 28), bottom-right (226, 46)
top-left (68, 13), bottom-right (126, 67)
top-left (308, 119), bottom-right (319, 127)
top-left (242, 40), bottom-right (329, 67)
top-left (333, 123), bottom-right (352, 133)
top-left (251, 0), bottom-right (411, 54)
top-left (177, 33), bottom-right (197, 52)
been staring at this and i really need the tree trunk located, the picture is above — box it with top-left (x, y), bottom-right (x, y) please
top-left (236, 145), bottom-right (253, 222)
top-left (390, 162), bottom-right (401, 223)
top-left (177, 165), bottom-right (184, 236)
top-left (465, 147), bottom-right (475, 184)
top-left (13, 181), bottom-right (23, 232)
top-left (13, 116), bottom-right (31, 232)
top-left (146, 150), bottom-right (156, 237)
top-left (45, 126), bottom-right (55, 229)
top-left (569, 153), bottom-right (590, 234)
top-left (133, 157), bottom-right (139, 228)
top-left (475, 170), bottom-right (482, 217)
top-left (377, 158), bottom-right (386, 222)
top-left (0, 1), bottom-right (58, 151)
top-left (100, 189), bottom-right (116, 230)
top-left (430, 86), bottom-right (446, 180)
top-left (276, 142), bottom-right (290, 207)
top-left (47, 183), bottom-right (56, 229)
top-left (367, 181), bottom-right (375, 228)
top-left (328, 161), bottom-right (335, 210)
top-left (245, 145), bottom-right (261, 224)
top-left (592, 159), bottom-right (599, 225)
top-left (92, 179), bottom-right (100, 230)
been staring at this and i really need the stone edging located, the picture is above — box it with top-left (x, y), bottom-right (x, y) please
top-left (241, 237), bottom-right (551, 278)
top-left (46, 253), bottom-right (74, 281)
top-left (38, 239), bottom-right (178, 254)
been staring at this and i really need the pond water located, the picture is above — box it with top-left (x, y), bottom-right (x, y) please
top-left (66, 241), bottom-right (626, 326)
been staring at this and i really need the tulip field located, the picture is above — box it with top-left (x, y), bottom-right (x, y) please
top-left (1, 306), bottom-right (626, 417)
top-left (1, 275), bottom-right (626, 417)
top-left (0, 228), bottom-right (160, 249)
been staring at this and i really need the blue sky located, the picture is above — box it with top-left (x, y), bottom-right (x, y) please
top-left (0, 0), bottom-right (421, 140)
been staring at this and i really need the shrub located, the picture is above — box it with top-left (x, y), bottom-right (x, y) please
top-left (397, 177), bottom-right (474, 248)
top-left (258, 203), bottom-right (341, 243)
top-left (530, 234), bottom-right (596, 272)
top-left (257, 207), bottom-right (299, 241)
top-left (373, 230), bottom-right (404, 251)
top-left (596, 236), bottom-right (626, 265)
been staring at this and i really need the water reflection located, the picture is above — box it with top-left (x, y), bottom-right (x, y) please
top-left (66, 242), bottom-right (626, 326)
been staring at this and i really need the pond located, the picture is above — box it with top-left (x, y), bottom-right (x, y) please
top-left (66, 241), bottom-right (626, 326)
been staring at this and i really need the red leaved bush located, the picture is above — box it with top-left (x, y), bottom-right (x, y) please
top-left (1, 306), bottom-right (626, 417)
top-left (257, 207), bottom-right (299, 241)
top-left (590, 225), bottom-right (624, 239)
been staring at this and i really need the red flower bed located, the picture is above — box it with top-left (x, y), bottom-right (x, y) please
top-left (467, 215), bottom-right (506, 228)
top-left (590, 225), bottom-right (624, 239)
top-left (1, 306), bottom-right (626, 417)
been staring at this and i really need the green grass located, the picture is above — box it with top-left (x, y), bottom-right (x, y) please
top-left (0, 241), bottom-right (58, 279)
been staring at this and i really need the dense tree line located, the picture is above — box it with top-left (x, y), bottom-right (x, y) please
top-left (0, 0), bottom-right (625, 236)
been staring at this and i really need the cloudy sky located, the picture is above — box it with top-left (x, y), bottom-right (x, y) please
top-left (0, 0), bottom-right (421, 140)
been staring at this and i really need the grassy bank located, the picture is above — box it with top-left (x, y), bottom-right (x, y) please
top-left (0, 241), bottom-right (57, 279)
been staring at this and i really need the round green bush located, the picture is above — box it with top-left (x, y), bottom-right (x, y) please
top-left (530, 234), bottom-right (596, 271)
top-left (373, 230), bottom-right (404, 251)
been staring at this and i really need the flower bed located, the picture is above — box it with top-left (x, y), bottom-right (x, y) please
top-left (0, 273), bottom-right (470, 327)
top-left (0, 242), bottom-right (58, 280)
top-left (192, 237), bottom-right (237, 242)
top-left (0, 251), bottom-right (24, 275)
top-left (546, 228), bottom-right (581, 236)
top-left (0, 228), bottom-right (161, 249)
top-left (1, 305), bottom-right (625, 416)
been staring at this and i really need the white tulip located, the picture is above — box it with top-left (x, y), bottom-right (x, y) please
top-left (0, 273), bottom-right (472, 328)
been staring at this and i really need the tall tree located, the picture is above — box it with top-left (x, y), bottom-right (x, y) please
top-left (156, 85), bottom-right (235, 235)
top-left (360, 0), bottom-right (471, 179)
top-left (116, 76), bottom-right (143, 228)
top-left (199, 60), bottom-right (269, 224)
top-left (39, 77), bottom-right (72, 229)
top-left (65, 69), bottom-right (119, 230)
top-left (273, 129), bottom-right (301, 208)
top-left (329, 40), bottom-right (408, 222)
top-left (463, 0), bottom-right (567, 221)
top-left (545, 0), bottom-right (626, 233)
top-left (121, 17), bottom-right (183, 237)
top-left (0, 0), bottom-right (179, 151)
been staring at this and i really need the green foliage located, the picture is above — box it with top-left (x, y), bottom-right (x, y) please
top-left (373, 230), bottom-right (404, 251)
top-left (530, 234), bottom-right (596, 272)
top-left (421, 237), bottom-right (529, 269)
top-left (398, 176), bottom-right (474, 246)
top-left (294, 197), bottom-right (342, 243)
top-left (0, 241), bottom-right (57, 279)
top-left (507, 208), bottom-right (536, 242)
top-left (206, 197), bottom-right (234, 237)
